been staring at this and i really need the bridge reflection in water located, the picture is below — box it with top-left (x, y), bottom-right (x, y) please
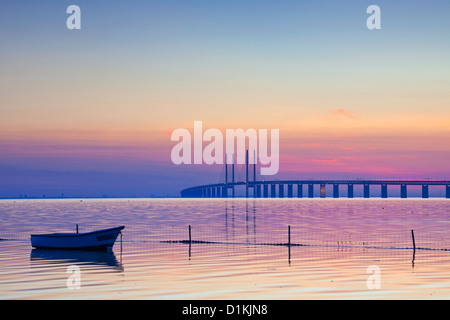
top-left (181, 151), bottom-right (450, 199)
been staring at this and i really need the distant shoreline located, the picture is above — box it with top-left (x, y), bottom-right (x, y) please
top-left (0, 196), bottom-right (448, 200)
top-left (0, 196), bottom-right (180, 200)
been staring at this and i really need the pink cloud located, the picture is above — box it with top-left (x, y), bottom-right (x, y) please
top-left (310, 158), bottom-right (340, 164)
top-left (332, 109), bottom-right (356, 119)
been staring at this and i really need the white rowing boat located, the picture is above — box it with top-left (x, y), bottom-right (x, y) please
top-left (31, 226), bottom-right (124, 251)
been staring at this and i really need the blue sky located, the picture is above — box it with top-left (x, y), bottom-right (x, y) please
top-left (0, 1), bottom-right (449, 197)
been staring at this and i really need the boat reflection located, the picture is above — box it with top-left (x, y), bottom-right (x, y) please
top-left (30, 248), bottom-right (123, 272)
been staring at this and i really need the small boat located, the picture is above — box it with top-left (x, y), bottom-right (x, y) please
top-left (31, 226), bottom-right (124, 251)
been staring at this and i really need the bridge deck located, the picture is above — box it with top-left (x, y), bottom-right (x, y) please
top-left (181, 180), bottom-right (450, 198)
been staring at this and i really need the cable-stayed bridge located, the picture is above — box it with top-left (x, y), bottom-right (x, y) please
top-left (181, 151), bottom-right (450, 199)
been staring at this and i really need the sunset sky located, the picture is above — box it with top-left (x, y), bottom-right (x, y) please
top-left (1, 0), bottom-right (449, 197)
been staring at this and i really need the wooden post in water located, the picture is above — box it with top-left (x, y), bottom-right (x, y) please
top-left (120, 231), bottom-right (123, 254)
top-left (188, 225), bottom-right (192, 259)
top-left (288, 225), bottom-right (291, 265)
top-left (189, 225), bottom-right (192, 244)
top-left (288, 225), bottom-right (291, 246)
top-left (411, 229), bottom-right (416, 267)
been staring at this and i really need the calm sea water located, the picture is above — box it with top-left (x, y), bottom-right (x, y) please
top-left (1, 198), bottom-right (450, 299)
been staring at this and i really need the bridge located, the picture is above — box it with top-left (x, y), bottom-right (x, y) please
top-left (180, 151), bottom-right (450, 199)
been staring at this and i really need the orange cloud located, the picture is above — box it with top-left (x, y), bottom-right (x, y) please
top-left (332, 109), bottom-right (356, 119)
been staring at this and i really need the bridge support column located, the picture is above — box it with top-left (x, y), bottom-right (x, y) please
top-left (297, 184), bottom-right (303, 198)
top-left (212, 187), bottom-right (216, 198)
top-left (422, 185), bottom-right (429, 198)
top-left (207, 188), bottom-right (211, 198)
top-left (222, 185), bottom-right (227, 198)
top-left (271, 184), bottom-right (276, 198)
top-left (447, 185), bottom-right (450, 199)
top-left (279, 184), bottom-right (284, 198)
top-left (333, 184), bottom-right (339, 198)
top-left (401, 184), bottom-right (407, 198)
top-left (320, 184), bottom-right (326, 198)
top-left (308, 184), bottom-right (314, 198)
top-left (381, 184), bottom-right (387, 198)
top-left (348, 184), bottom-right (354, 198)
top-left (256, 184), bottom-right (261, 198)
top-left (364, 184), bottom-right (370, 198)
top-left (288, 184), bottom-right (293, 198)
top-left (263, 184), bottom-right (269, 198)
top-left (245, 150), bottom-right (249, 198)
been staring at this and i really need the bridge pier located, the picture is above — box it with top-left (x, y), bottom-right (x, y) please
top-left (422, 185), bottom-right (429, 198)
top-left (364, 184), bottom-right (370, 198)
top-left (297, 184), bottom-right (303, 198)
top-left (279, 184), bottom-right (284, 198)
top-left (256, 184), bottom-right (261, 198)
top-left (401, 184), bottom-right (407, 198)
top-left (222, 185), bottom-right (227, 198)
top-left (320, 184), bottom-right (326, 198)
top-left (271, 184), bottom-right (276, 198)
top-left (447, 185), bottom-right (450, 199)
top-left (348, 184), bottom-right (354, 198)
top-left (308, 184), bottom-right (314, 198)
top-left (333, 184), bottom-right (339, 198)
top-left (381, 184), bottom-right (388, 198)
top-left (288, 184), bottom-right (293, 198)
top-left (263, 184), bottom-right (269, 198)
top-left (245, 150), bottom-right (249, 198)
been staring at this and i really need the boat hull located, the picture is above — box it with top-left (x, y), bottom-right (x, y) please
top-left (31, 226), bottom-right (124, 251)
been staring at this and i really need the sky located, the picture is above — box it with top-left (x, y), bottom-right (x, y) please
top-left (0, 0), bottom-right (449, 197)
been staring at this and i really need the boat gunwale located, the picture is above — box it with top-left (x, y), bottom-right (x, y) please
top-left (30, 226), bottom-right (125, 238)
